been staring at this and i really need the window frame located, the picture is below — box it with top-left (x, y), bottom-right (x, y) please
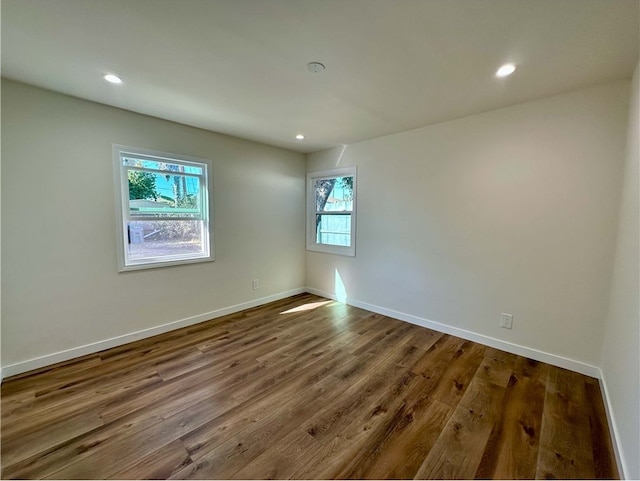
top-left (306, 166), bottom-right (357, 257)
top-left (113, 144), bottom-right (214, 271)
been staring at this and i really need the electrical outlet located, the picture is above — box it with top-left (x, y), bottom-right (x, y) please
top-left (252, 279), bottom-right (259, 290)
top-left (500, 313), bottom-right (513, 329)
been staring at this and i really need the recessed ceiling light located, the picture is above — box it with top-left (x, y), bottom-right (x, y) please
top-left (306, 62), bottom-right (325, 74)
top-left (495, 63), bottom-right (517, 78)
top-left (296, 134), bottom-right (305, 140)
top-left (103, 73), bottom-right (123, 84)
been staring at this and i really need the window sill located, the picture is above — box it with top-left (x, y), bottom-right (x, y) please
top-left (118, 254), bottom-right (214, 272)
top-left (306, 244), bottom-right (355, 257)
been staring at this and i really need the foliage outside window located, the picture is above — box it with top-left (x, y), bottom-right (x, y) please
top-left (113, 145), bottom-right (213, 271)
top-left (307, 167), bottom-right (357, 256)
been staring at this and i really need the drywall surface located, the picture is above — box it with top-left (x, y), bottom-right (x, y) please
top-left (0, 70), bottom-right (3, 382)
top-left (306, 81), bottom-right (629, 368)
top-left (601, 63), bottom-right (639, 480)
top-left (1, 79), bottom-right (306, 367)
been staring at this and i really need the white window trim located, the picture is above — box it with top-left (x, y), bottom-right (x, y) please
top-left (112, 144), bottom-right (214, 271)
top-left (306, 166), bottom-right (357, 257)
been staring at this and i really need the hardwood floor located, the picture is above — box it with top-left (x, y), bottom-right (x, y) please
top-left (1, 293), bottom-right (619, 479)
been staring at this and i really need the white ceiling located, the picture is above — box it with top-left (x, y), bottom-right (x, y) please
top-left (2, 0), bottom-right (638, 153)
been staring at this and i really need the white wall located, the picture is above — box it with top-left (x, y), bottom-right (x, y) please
top-left (1, 79), bottom-right (306, 370)
top-left (307, 81), bottom-right (629, 371)
top-left (0, 36), bottom-right (3, 381)
top-left (601, 63), bottom-right (639, 480)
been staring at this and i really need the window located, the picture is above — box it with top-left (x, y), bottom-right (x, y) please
top-left (306, 167), bottom-right (357, 256)
top-left (113, 145), bottom-right (213, 271)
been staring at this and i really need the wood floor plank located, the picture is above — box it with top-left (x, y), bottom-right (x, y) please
top-left (176, 371), bottom-right (350, 479)
top-left (290, 370), bottom-right (424, 479)
top-left (0, 389), bottom-right (35, 419)
top-left (2, 401), bottom-right (171, 479)
top-left (476, 353), bottom-right (517, 387)
top-left (408, 334), bottom-right (467, 379)
top-left (108, 439), bottom-right (192, 480)
top-left (584, 378), bottom-right (620, 480)
top-left (430, 340), bottom-right (486, 407)
top-left (45, 386), bottom-right (237, 479)
top-left (4, 338), bottom-right (307, 477)
top-left (301, 346), bottom-right (419, 445)
top-left (458, 375), bottom-right (508, 422)
top-left (1, 409), bottom-right (104, 467)
top-left (179, 348), bottom-right (357, 467)
top-left (2, 369), bottom-right (163, 438)
top-left (254, 310), bottom-right (370, 367)
top-left (94, 307), bottom-right (352, 426)
top-left (292, 335), bottom-right (477, 479)
top-left (1, 355), bottom-right (103, 396)
top-left (340, 395), bottom-right (452, 479)
top-left (229, 428), bottom-right (318, 480)
top-left (474, 358), bottom-right (549, 479)
top-left (0, 294), bottom-right (619, 480)
top-left (413, 375), bottom-right (508, 479)
top-left (415, 402), bottom-right (495, 479)
top-left (178, 323), bottom-right (418, 473)
top-left (535, 367), bottom-right (595, 479)
top-left (349, 320), bottom-right (412, 357)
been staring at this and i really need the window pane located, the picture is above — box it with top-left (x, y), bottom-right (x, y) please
top-left (127, 220), bottom-right (205, 261)
top-left (316, 214), bottom-right (351, 246)
top-left (123, 156), bottom-right (203, 175)
top-left (314, 176), bottom-right (353, 212)
top-left (128, 170), bottom-right (202, 218)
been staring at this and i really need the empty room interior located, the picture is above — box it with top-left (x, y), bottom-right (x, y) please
top-left (1, 0), bottom-right (639, 479)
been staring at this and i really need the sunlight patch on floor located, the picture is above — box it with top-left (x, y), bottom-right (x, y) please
top-left (280, 300), bottom-right (333, 314)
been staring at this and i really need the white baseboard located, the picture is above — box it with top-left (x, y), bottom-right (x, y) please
top-left (3, 286), bottom-right (602, 381)
top-left (1, 288), bottom-right (306, 379)
top-left (597, 368), bottom-right (627, 479)
top-left (305, 287), bottom-right (601, 378)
